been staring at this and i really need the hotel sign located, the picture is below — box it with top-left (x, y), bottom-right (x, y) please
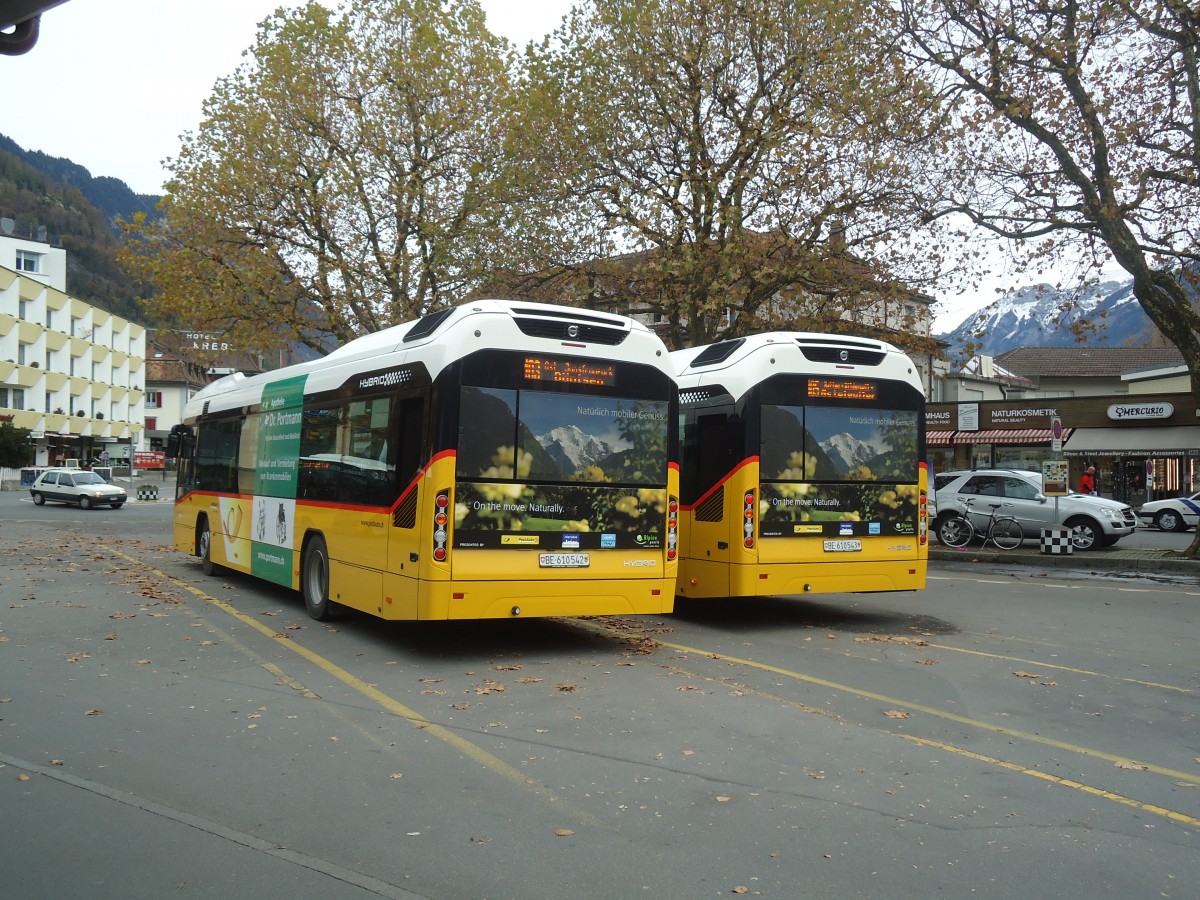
top-left (1107, 402), bottom-right (1174, 421)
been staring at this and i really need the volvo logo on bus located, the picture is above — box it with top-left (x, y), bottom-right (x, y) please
top-left (567, 324), bottom-right (580, 339)
top-left (839, 349), bottom-right (849, 361)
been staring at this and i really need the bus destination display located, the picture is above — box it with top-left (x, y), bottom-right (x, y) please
top-left (524, 356), bottom-right (616, 386)
top-left (806, 378), bottom-right (877, 401)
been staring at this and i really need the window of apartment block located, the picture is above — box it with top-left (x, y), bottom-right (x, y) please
top-left (18, 299), bottom-right (29, 319)
top-left (145, 416), bottom-right (157, 431)
top-left (16, 249), bottom-right (41, 273)
top-left (0, 388), bottom-right (7, 407)
top-left (145, 390), bottom-right (162, 409)
top-left (17, 343), bottom-right (26, 365)
top-left (44, 391), bottom-right (52, 412)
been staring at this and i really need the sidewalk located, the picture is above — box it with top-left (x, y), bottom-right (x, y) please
top-left (930, 543), bottom-right (1200, 576)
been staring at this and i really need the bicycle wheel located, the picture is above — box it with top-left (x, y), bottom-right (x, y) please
top-left (989, 517), bottom-right (1023, 550)
top-left (937, 515), bottom-right (974, 548)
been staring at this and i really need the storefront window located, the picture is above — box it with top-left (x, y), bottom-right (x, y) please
top-left (993, 445), bottom-right (1054, 473)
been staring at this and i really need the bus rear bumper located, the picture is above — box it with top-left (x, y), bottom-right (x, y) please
top-left (678, 558), bottom-right (926, 599)
top-left (737, 560), bottom-right (927, 597)
top-left (381, 575), bottom-right (676, 620)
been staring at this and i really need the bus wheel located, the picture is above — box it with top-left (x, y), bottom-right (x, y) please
top-left (302, 535), bottom-right (337, 621)
top-left (199, 518), bottom-right (220, 576)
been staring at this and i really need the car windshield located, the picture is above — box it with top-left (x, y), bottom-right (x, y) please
top-left (73, 472), bottom-right (106, 485)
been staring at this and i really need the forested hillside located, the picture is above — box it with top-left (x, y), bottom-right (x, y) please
top-left (0, 135), bottom-right (159, 323)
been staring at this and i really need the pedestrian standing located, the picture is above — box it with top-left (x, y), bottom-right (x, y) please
top-left (1079, 466), bottom-right (1096, 495)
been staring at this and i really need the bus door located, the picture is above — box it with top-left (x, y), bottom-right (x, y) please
top-left (679, 410), bottom-right (742, 597)
top-left (386, 394), bottom-right (427, 614)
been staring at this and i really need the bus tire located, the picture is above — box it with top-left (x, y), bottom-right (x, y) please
top-left (302, 535), bottom-right (337, 621)
top-left (199, 517), bottom-right (221, 576)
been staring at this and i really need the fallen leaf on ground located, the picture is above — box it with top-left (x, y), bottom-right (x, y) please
top-left (554, 828), bottom-right (575, 837)
top-left (884, 709), bottom-right (910, 719)
top-left (1013, 671), bottom-right (1041, 678)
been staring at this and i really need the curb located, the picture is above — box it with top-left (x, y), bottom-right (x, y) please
top-left (930, 546), bottom-right (1200, 576)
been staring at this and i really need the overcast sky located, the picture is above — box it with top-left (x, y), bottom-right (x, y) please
top-left (4, 0), bottom-right (1105, 331)
top-left (6, 0), bottom-right (574, 195)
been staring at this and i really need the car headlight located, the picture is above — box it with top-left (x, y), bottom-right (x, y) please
top-left (1100, 507), bottom-right (1120, 520)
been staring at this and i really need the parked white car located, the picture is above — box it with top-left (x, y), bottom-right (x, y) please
top-left (933, 469), bottom-right (1137, 550)
top-left (29, 468), bottom-right (127, 510)
top-left (1135, 492), bottom-right (1200, 532)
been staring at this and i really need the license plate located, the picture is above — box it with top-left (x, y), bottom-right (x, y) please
top-left (539, 552), bottom-right (591, 568)
top-left (823, 539), bottom-right (862, 552)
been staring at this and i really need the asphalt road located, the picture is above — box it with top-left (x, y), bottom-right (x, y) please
top-left (2, 490), bottom-right (1198, 899)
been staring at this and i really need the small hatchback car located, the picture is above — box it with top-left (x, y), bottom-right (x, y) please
top-left (30, 468), bottom-right (127, 509)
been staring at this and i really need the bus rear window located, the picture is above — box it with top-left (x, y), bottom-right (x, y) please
top-left (761, 405), bottom-right (917, 482)
top-left (459, 387), bottom-right (668, 486)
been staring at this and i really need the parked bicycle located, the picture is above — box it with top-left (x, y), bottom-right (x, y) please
top-left (937, 496), bottom-right (1024, 550)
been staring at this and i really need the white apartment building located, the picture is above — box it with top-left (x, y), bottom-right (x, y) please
top-left (0, 233), bottom-right (146, 468)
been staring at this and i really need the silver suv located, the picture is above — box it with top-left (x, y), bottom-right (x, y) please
top-left (933, 469), bottom-right (1136, 550)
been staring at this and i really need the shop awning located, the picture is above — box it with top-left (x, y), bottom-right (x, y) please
top-left (1062, 426), bottom-right (1200, 457)
top-left (954, 428), bottom-right (1073, 445)
top-left (927, 430), bottom-right (954, 445)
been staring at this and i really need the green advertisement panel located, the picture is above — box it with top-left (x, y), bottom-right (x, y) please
top-left (252, 375), bottom-right (306, 586)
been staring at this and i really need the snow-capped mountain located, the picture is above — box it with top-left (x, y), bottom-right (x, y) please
top-left (934, 276), bottom-right (1187, 361)
top-left (820, 432), bottom-right (884, 472)
top-left (538, 425), bottom-right (615, 473)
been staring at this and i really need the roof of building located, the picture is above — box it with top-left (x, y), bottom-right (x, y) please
top-left (994, 346), bottom-right (1185, 378)
top-left (959, 355), bottom-right (1036, 388)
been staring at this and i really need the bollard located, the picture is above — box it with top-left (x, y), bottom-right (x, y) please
top-left (1040, 526), bottom-right (1073, 555)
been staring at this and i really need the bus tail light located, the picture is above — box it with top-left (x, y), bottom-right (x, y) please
top-left (433, 489), bottom-right (450, 562)
top-left (919, 490), bottom-right (928, 546)
top-left (743, 490), bottom-right (755, 549)
top-left (666, 496), bottom-right (678, 561)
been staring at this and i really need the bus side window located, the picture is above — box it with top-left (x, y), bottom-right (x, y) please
top-left (694, 413), bottom-right (736, 498)
top-left (343, 396), bottom-right (395, 506)
top-left (298, 403), bottom-right (342, 502)
top-left (396, 394), bottom-right (426, 486)
top-left (195, 418), bottom-right (241, 493)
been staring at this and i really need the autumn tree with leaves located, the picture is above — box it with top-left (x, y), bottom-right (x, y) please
top-left (894, 0), bottom-right (1200, 553)
top-left (501, 0), bottom-right (948, 349)
top-left (121, 0), bottom-right (517, 355)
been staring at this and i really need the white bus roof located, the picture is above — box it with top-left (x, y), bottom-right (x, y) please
top-left (185, 299), bottom-right (670, 418)
top-left (671, 332), bottom-right (921, 400)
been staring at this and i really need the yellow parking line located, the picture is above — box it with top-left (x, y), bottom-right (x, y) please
top-left (897, 735), bottom-right (1200, 828)
top-left (112, 550), bottom-right (602, 829)
top-left (579, 621), bottom-right (1200, 783)
top-left (916, 642), bottom-right (1195, 694)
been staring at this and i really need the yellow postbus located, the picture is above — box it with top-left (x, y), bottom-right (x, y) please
top-left (672, 332), bottom-right (928, 600)
top-left (167, 300), bottom-right (679, 621)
